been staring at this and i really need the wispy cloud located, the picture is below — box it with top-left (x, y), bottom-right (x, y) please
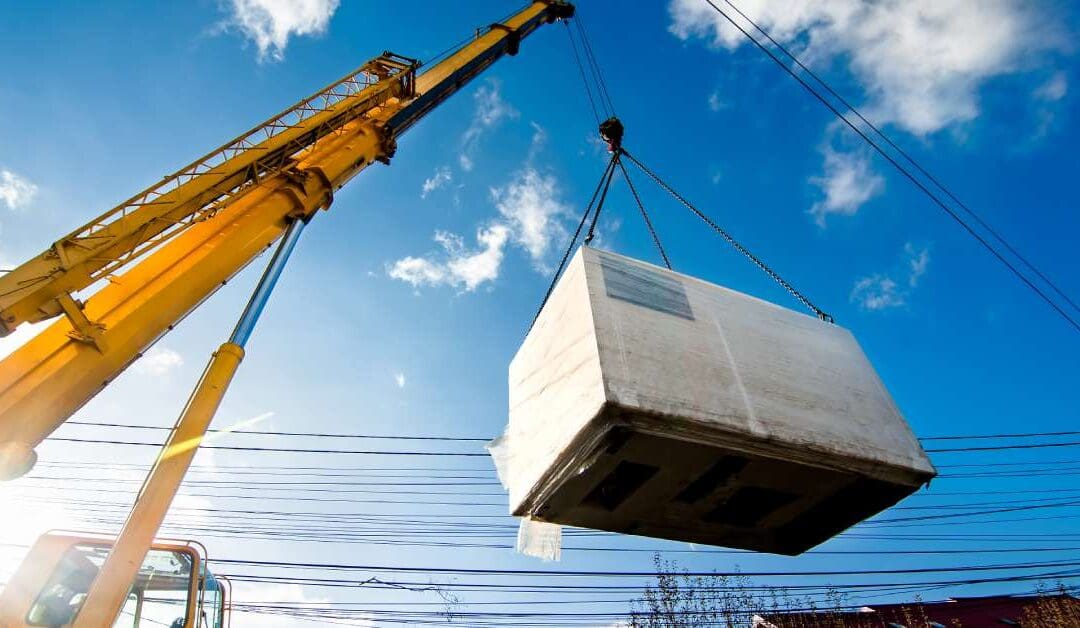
top-left (0, 169), bottom-right (37, 210)
top-left (225, 0), bottom-right (339, 62)
top-left (808, 141), bottom-right (883, 227)
top-left (669, 0), bottom-right (1063, 137)
top-left (460, 80), bottom-right (518, 171)
top-left (388, 162), bottom-right (571, 292)
top-left (707, 89), bottom-right (728, 112)
top-left (851, 275), bottom-right (904, 311)
top-left (492, 168), bottom-right (570, 269)
top-left (387, 225), bottom-right (510, 292)
top-left (1031, 71), bottom-right (1069, 140)
top-left (906, 242), bottom-right (930, 287)
top-left (851, 242), bottom-right (931, 311)
top-left (1035, 72), bottom-right (1068, 102)
top-left (421, 166), bottom-right (452, 199)
top-left (136, 346), bottom-right (184, 376)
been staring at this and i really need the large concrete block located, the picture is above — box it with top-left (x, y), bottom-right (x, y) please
top-left (502, 247), bottom-right (935, 555)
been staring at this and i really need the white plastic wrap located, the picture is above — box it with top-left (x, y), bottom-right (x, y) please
top-left (490, 246), bottom-right (935, 555)
top-left (516, 518), bottom-right (562, 561)
top-left (487, 431), bottom-right (563, 561)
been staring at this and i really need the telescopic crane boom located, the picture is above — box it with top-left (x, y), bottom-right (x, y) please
top-left (0, 1), bottom-right (574, 481)
top-left (0, 4), bottom-right (571, 626)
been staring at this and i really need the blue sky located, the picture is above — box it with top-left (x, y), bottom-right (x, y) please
top-left (1, 0), bottom-right (1079, 625)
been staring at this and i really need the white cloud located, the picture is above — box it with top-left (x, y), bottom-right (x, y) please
top-left (1031, 72), bottom-right (1068, 139)
top-left (906, 242), bottom-right (930, 287)
top-left (226, 0), bottom-right (339, 62)
top-left (394, 372), bottom-right (406, 388)
top-left (851, 274), bottom-right (905, 310)
top-left (460, 80), bottom-right (518, 171)
top-left (851, 242), bottom-right (931, 310)
top-left (707, 90), bottom-right (728, 112)
top-left (669, 0), bottom-right (1059, 136)
top-left (1035, 72), bottom-right (1068, 102)
top-left (809, 143), bottom-right (883, 226)
top-left (388, 164), bottom-right (573, 293)
top-left (136, 346), bottom-right (184, 376)
top-left (527, 122), bottom-right (548, 161)
top-left (421, 166), bottom-right (452, 199)
top-left (387, 224), bottom-right (510, 292)
top-left (0, 169), bottom-right (37, 210)
top-left (491, 168), bottom-right (570, 268)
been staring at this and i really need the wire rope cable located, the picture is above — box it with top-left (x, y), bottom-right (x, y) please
top-left (563, 21), bottom-right (602, 125)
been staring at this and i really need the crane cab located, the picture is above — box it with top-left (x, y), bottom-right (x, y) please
top-left (0, 533), bottom-right (230, 628)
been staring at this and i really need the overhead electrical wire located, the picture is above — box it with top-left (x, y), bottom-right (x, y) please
top-left (57, 418), bottom-right (1080, 444)
top-left (39, 432), bottom-right (1080, 456)
top-left (43, 436), bottom-right (489, 455)
top-left (16, 474), bottom-right (1080, 514)
top-left (64, 419), bottom-right (490, 441)
top-left (208, 556), bottom-right (1080, 578)
top-left (716, 0), bottom-right (1080, 321)
top-left (701, 0), bottom-right (1080, 333)
top-left (31, 457), bottom-right (1080, 477)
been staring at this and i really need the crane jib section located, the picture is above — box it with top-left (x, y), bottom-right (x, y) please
top-left (0, 1), bottom-right (573, 481)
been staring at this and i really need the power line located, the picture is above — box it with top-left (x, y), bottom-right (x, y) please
top-left (700, 0), bottom-right (1080, 334)
top-left (61, 418), bottom-right (1080, 444)
top-left (717, 0), bottom-right (1080, 321)
top-left (65, 420), bottom-right (489, 441)
top-left (923, 430), bottom-right (1080, 441)
top-left (926, 441), bottom-right (1080, 453)
top-left (209, 556), bottom-right (1080, 578)
top-left (44, 436), bottom-right (489, 456)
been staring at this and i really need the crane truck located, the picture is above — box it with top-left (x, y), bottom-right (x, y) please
top-left (0, 2), bottom-right (574, 626)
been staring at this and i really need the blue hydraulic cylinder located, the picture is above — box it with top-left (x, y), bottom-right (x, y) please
top-left (229, 217), bottom-right (307, 347)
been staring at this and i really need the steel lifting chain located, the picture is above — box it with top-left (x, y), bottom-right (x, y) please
top-left (616, 158), bottom-right (671, 270)
top-left (527, 152), bottom-right (620, 334)
top-left (620, 148), bottom-right (834, 324)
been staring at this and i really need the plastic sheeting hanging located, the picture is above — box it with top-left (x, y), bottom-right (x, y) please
top-left (487, 433), bottom-right (562, 561)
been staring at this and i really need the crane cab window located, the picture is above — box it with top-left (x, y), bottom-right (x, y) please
top-left (25, 543), bottom-right (194, 628)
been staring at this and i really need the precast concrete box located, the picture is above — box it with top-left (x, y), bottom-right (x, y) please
top-left (500, 246), bottom-right (936, 555)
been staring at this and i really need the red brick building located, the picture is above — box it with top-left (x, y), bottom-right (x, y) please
top-left (753, 593), bottom-right (1079, 627)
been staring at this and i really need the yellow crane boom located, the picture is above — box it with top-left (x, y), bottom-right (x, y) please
top-left (2, 3), bottom-right (573, 627)
top-left (0, 1), bottom-right (574, 481)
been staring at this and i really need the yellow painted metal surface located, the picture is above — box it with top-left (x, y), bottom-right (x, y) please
top-left (0, 122), bottom-right (382, 479)
top-left (71, 343), bottom-right (243, 627)
top-left (0, 2), bottom-right (571, 623)
top-left (0, 56), bottom-right (414, 335)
